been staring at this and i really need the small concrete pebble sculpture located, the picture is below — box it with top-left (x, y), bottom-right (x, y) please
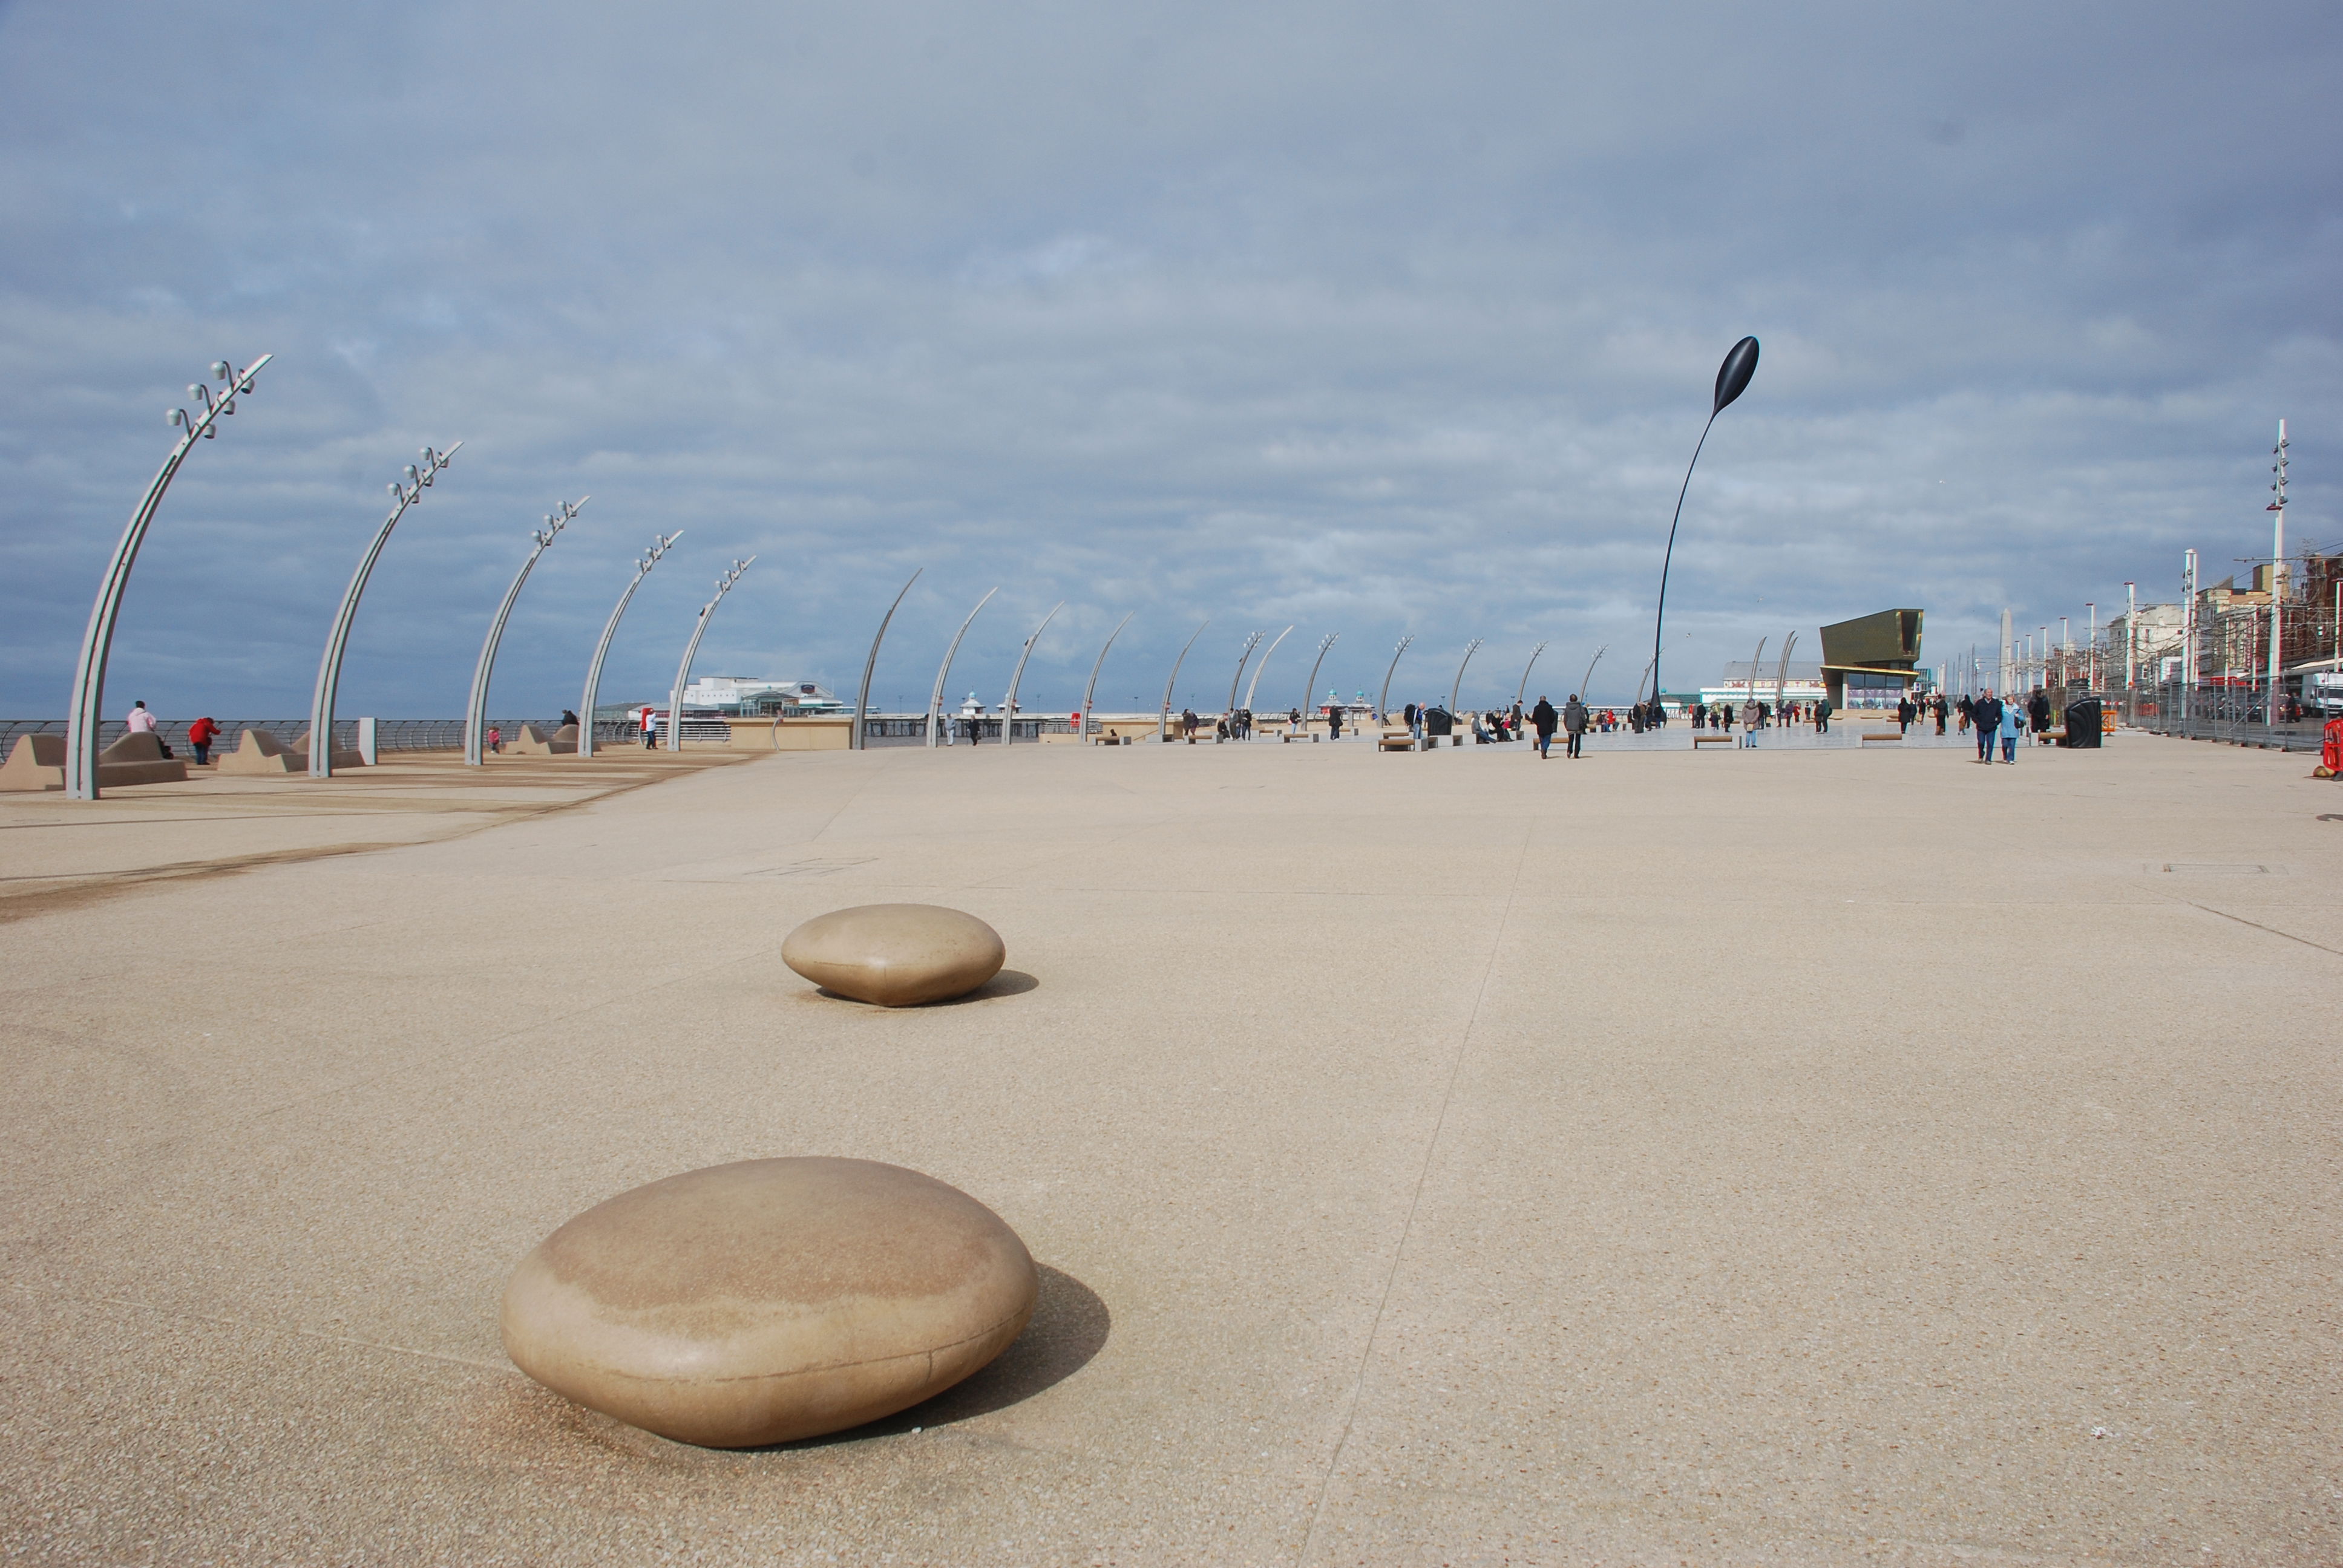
top-left (781, 903), bottom-right (1006, 1006)
top-left (502, 1157), bottom-right (1037, 1447)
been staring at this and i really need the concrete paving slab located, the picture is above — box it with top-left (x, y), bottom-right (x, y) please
top-left (1, 732), bottom-right (2336, 1564)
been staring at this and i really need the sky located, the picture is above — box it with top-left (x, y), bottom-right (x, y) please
top-left (1, 0), bottom-right (2337, 720)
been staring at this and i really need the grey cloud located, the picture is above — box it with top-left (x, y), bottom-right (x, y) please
top-left (1, 0), bottom-right (2335, 719)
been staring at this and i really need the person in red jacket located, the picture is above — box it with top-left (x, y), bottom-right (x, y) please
top-left (187, 715), bottom-right (220, 766)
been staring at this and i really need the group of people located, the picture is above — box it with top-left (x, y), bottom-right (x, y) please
top-left (1962, 690), bottom-right (2028, 762)
top-left (116, 701), bottom-right (223, 763)
top-left (1952, 690), bottom-right (2052, 754)
top-left (1685, 697), bottom-right (1843, 733)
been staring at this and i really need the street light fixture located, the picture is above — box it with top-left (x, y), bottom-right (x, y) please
top-left (1158, 619), bottom-right (1209, 740)
top-left (309, 442), bottom-right (460, 778)
top-left (927, 587), bottom-right (998, 746)
top-left (666, 558), bottom-right (755, 751)
top-left (1225, 630), bottom-right (1265, 717)
top-left (1243, 626), bottom-right (1296, 717)
top-left (465, 497), bottom-right (586, 765)
top-left (1299, 632), bottom-right (1340, 722)
top-left (999, 601), bottom-right (1064, 745)
top-left (1449, 638), bottom-right (1483, 716)
top-left (1514, 641), bottom-right (1549, 710)
top-left (577, 530), bottom-right (683, 758)
top-left (851, 569), bottom-right (922, 750)
top-left (65, 354), bottom-right (271, 799)
top-left (1375, 635), bottom-right (1414, 723)
top-left (1648, 335), bottom-right (1759, 712)
top-left (1080, 612), bottom-right (1135, 740)
top-left (1577, 644), bottom-right (1608, 704)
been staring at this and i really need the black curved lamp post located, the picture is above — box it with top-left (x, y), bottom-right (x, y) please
top-left (1648, 335), bottom-right (1758, 713)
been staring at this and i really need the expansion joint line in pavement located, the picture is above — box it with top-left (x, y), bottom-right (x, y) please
top-left (2181, 898), bottom-right (2343, 958)
top-left (1297, 820), bottom-right (1533, 1565)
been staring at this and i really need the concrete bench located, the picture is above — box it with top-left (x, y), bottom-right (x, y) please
top-left (1378, 731), bottom-right (1419, 753)
top-left (1278, 731), bottom-right (1320, 742)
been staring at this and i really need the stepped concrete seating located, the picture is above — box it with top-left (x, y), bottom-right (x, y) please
top-left (217, 727), bottom-right (364, 775)
top-left (506, 724), bottom-right (578, 756)
top-left (1378, 728), bottom-right (1419, 752)
top-left (1, 731), bottom-right (191, 791)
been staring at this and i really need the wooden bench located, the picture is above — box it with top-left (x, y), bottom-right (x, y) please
top-left (1860, 731), bottom-right (1902, 744)
top-left (1378, 731), bottom-right (1420, 753)
top-left (1693, 734), bottom-right (1734, 748)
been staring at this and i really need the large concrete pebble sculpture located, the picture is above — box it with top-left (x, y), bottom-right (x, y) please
top-left (782, 904), bottom-right (1006, 1006)
top-left (502, 1157), bottom-right (1037, 1447)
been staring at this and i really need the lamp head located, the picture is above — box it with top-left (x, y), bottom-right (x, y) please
top-left (211, 362), bottom-right (230, 381)
top-left (1712, 336), bottom-right (1760, 414)
top-left (168, 408), bottom-right (185, 426)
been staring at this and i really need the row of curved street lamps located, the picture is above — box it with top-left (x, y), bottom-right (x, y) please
top-left (62, 336), bottom-right (1755, 792)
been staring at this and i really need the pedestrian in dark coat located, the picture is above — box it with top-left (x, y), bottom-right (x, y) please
top-left (1562, 695), bottom-right (1588, 759)
top-left (1530, 696), bottom-right (1558, 759)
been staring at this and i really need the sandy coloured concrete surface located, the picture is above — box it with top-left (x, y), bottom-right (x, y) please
top-left (1, 730), bottom-right (2337, 1566)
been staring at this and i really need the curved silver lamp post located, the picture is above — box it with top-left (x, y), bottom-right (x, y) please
top-left (1577, 644), bottom-right (1607, 702)
top-left (1515, 641), bottom-right (1548, 708)
top-left (1449, 638), bottom-right (1484, 715)
top-left (1080, 612), bottom-right (1135, 740)
top-left (851, 569), bottom-right (921, 751)
top-left (998, 600), bottom-right (1063, 745)
top-left (666, 557), bottom-right (755, 751)
top-left (309, 440), bottom-right (458, 779)
top-left (1375, 635), bottom-right (1414, 722)
top-left (1242, 625), bottom-right (1295, 716)
top-left (1159, 619), bottom-right (1208, 739)
top-left (577, 530), bottom-right (682, 759)
top-left (65, 354), bottom-right (271, 800)
top-left (1299, 632), bottom-right (1339, 719)
top-left (1224, 630), bottom-right (1265, 716)
top-left (1772, 631), bottom-right (1798, 716)
top-left (465, 497), bottom-right (586, 765)
top-left (926, 587), bottom-right (998, 747)
top-left (1650, 336), bottom-right (1759, 710)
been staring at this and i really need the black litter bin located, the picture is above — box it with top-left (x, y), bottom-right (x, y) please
top-left (2062, 697), bottom-right (2103, 748)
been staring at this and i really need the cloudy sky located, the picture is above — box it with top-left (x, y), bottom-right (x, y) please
top-left (1, 1), bottom-right (2336, 719)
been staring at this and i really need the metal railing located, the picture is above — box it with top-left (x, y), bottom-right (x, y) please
top-left (0, 717), bottom-right (562, 757)
top-left (2126, 681), bottom-right (2325, 752)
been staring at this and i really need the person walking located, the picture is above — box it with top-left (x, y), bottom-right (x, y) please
top-left (1531, 695), bottom-right (1558, 759)
top-left (2027, 688), bottom-right (2053, 745)
top-left (641, 706), bottom-right (658, 748)
top-left (1815, 698), bottom-right (1832, 734)
top-left (1327, 706), bottom-right (1342, 742)
top-left (487, 725), bottom-right (503, 754)
top-left (186, 714), bottom-right (218, 766)
top-left (1971, 690), bottom-right (2001, 762)
top-left (1563, 694), bottom-right (1588, 759)
top-left (1956, 694), bottom-right (1973, 734)
top-left (1933, 695), bottom-right (1947, 735)
top-left (1896, 696), bottom-right (1915, 736)
top-left (1999, 693), bottom-right (2024, 762)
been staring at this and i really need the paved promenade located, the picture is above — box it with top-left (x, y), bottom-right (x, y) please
top-left (2, 733), bottom-right (2336, 1565)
